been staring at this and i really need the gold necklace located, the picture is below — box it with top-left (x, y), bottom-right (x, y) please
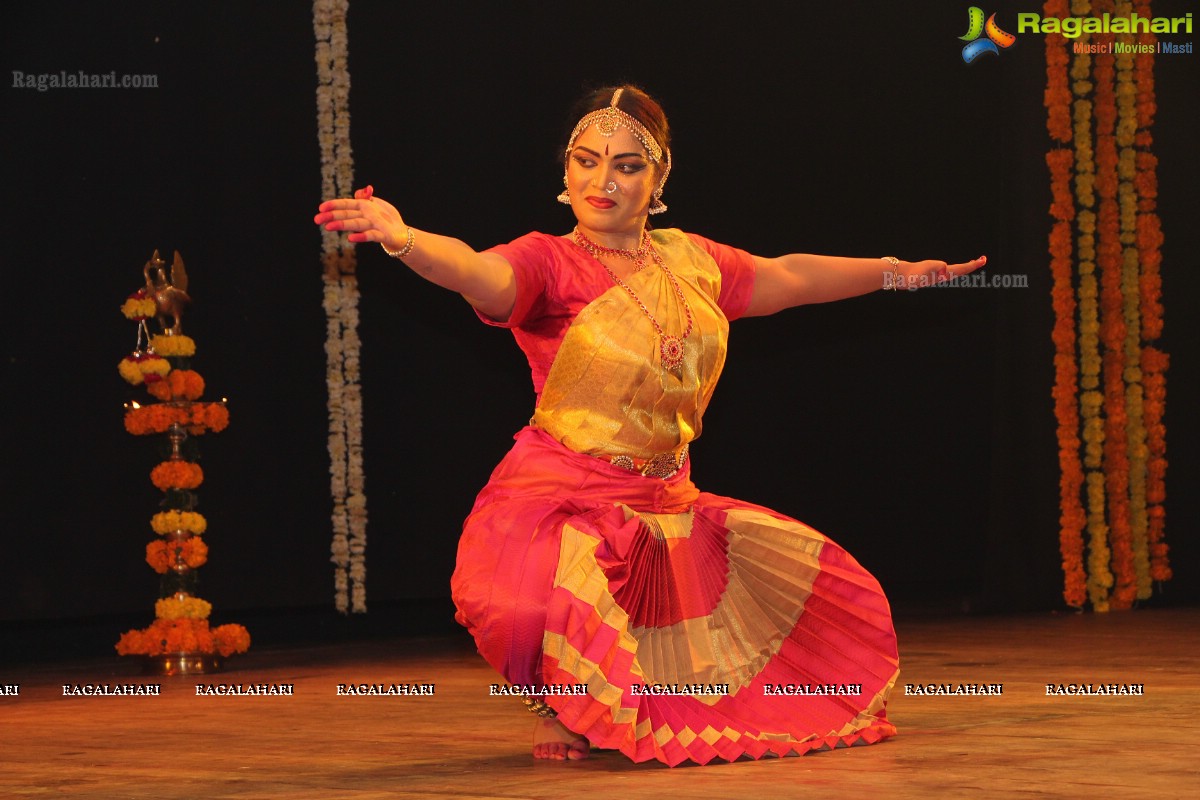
top-left (572, 228), bottom-right (654, 271)
top-left (572, 227), bottom-right (694, 371)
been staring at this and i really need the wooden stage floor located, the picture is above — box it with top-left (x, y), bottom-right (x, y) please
top-left (2, 607), bottom-right (1196, 799)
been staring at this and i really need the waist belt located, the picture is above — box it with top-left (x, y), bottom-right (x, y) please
top-left (608, 444), bottom-right (688, 480)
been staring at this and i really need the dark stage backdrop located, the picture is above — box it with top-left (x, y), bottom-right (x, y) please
top-left (2, 1), bottom-right (1196, 634)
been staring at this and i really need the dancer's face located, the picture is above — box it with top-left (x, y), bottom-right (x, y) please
top-left (566, 124), bottom-right (657, 239)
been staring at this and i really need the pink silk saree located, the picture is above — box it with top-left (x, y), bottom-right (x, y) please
top-left (450, 229), bottom-right (898, 765)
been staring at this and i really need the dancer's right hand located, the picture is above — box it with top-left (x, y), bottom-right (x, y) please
top-left (313, 185), bottom-right (408, 251)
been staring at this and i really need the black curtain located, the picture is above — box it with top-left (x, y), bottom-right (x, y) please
top-left (2, 1), bottom-right (1196, 631)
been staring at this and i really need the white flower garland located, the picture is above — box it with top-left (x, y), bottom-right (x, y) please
top-left (314, 0), bottom-right (367, 613)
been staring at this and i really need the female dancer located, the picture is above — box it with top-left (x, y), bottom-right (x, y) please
top-left (315, 84), bottom-right (985, 765)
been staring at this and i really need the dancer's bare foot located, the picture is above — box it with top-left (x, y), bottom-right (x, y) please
top-left (532, 717), bottom-right (590, 761)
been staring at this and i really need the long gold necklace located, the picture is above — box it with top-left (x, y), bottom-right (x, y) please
top-left (572, 227), bottom-right (694, 371)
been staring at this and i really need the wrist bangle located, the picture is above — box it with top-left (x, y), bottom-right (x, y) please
top-left (381, 227), bottom-right (416, 259)
top-left (882, 256), bottom-right (901, 291)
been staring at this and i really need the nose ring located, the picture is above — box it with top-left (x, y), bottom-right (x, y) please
top-left (605, 181), bottom-right (617, 194)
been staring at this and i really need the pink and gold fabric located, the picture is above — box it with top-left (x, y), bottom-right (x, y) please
top-left (451, 229), bottom-right (898, 765)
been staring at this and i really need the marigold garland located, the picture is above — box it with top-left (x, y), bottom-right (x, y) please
top-left (122, 296), bottom-right (157, 321)
top-left (1142, 347), bottom-right (1170, 580)
top-left (1110, 7), bottom-right (1150, 602)
top-left (155, 595), bottom-right (212, 620)
top-left (1130, 0), bottom-right (1169, 587)
top-left (1044, 0), bottom-right (1089, 607)
top-left (1068, 21), bottom-right (1115, 611)
top-left (1094, 29), bottom-right (1137, 610)
top-left (147, 369), bottom-right (205, 402)
top-left (151, 510), bottom-right (207, 535)
top-left (145, 538), bottom-right (209, 573)
top-left (124, 402), bottom-right (230, 436)
top-left (115, 619), bottom-right (250, 657)
top-left (1047, 138), bottom-right (1086, 611)
top-left (1043, 0), bottom-right (1072, 144)
top-left (117, 618), bottom-right (211, 656)
top-left (150, 334), bottom-right (196, 357)
top-left (150, 461), bottom-right (204, 491)
top-left (118, 353), bottom-right (171, 386)
top-left (1044, 0), bottom-right (1169, 610)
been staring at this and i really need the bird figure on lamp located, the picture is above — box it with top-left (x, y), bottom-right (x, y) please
top-left (143, 250), bottom-right (191, 336)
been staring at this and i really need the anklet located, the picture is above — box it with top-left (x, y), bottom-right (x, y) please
top-left (523, 697), bottom-right (558, 718)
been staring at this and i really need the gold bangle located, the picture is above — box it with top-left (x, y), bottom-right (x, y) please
top-left (381, 227), bottom-right (416, 259)
top-left (882, 256), bottom-right (901, 291)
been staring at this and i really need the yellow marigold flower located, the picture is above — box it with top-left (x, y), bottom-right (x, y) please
top-left (151, 511), bottom-right (207, 535)
top-left (155, 596), bottom-right (212, 620)
top-left (118, 354), bottom-right (171, 386)
top-left (142, 358), bottom-right (171, 378)
top-left (151, 334), bottom-right (196, 357)
top-left (121, 298), bottom-right (157, 320)
top-left (118, 358), bottom-right (145, 385)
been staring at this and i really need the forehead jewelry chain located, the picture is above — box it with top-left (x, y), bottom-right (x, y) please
top-left (572, 227), bottom-right (694, 371)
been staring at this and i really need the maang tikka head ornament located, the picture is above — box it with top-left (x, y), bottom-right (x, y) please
top-left (557, 87), bottom-right (672, 214)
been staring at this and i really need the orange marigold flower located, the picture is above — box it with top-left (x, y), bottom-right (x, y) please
top-left (184, 538), bottom-right (209, 568)
top-left (212, 624), bottom-right (252, 657)
top-left (145, 538), bottom-right (209, 573)
top-left (189, 402), bottom-right (230, 434)
top-left (116, 618), bottom-right (219, 656)
top-left (150, 461), bottom-right (204, 491)
top-left (145, 540), bottom-right (172, 573)
top-left (146, 369), bottom-right (206, 402)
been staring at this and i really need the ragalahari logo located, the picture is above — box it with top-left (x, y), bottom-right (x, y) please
top-left (960, 7), bottom-right (1017, 62)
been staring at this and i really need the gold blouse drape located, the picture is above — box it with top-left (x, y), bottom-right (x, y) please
top-left (532, 230), bottom-right (731, 462)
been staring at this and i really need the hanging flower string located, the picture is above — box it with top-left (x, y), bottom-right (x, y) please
top-left (1066, 4), bottom-right (1114, 610)
top-left (1044, 0), bottom-right (1086, 608)
top-left (1131, 0), bottom-right (1169, 586)
top-left (1111, 0), bottom-right (1148, 602)
top-left (1043, 0), bottom-right (1169, 610)
top-left (1093, 8), bottom-right (1136, 610)
top-left (315, 0), bottom-right (368, 614)
top-left (122, 292), bottom-right (157, 321)
top-left (118, 353), bottom-right (171, 386)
